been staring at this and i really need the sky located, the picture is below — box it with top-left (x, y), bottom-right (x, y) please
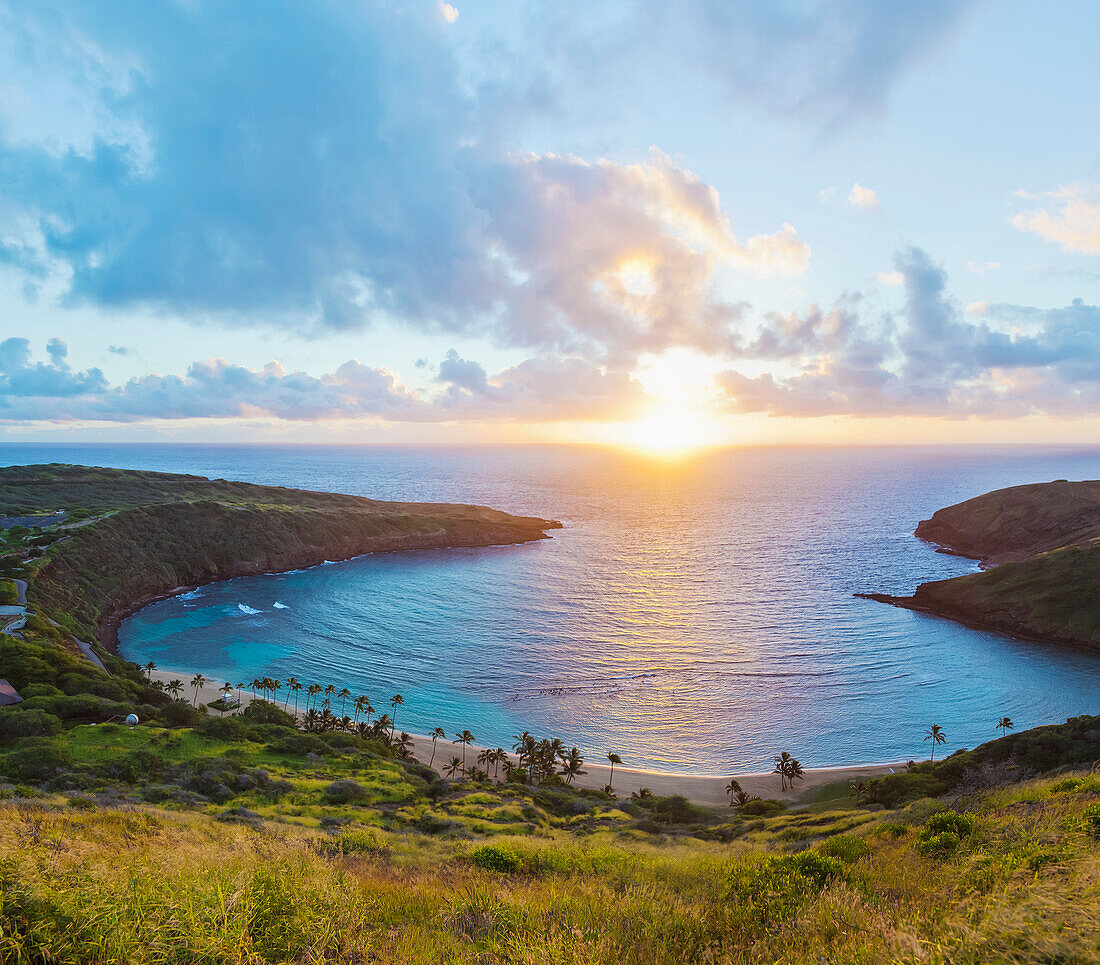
top-left (1, 0), bottom-right (1099, 451)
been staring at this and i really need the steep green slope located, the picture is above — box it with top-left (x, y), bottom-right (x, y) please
top-left (0, 464), bottom-right (560, 644)
top-left (872, 480), bottom-right (1100, 649)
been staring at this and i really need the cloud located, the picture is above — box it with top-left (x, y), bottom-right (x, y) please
top-left (0, 340), bottom-right (645, 425)
top-left (439, 3), bottom-right (459, 24)
top-left (876, 271), bottom-right (904, 286)
top-left (0, 4), bottom-right (813, 366)
top-left (1012, 183), bottom-right (1100, 255)
top-left (527, 1), bottom-right (975, 131)
top-left (472, 148), bottom-right (807, 361)
top-left (848, 182), bottom-right (880, 210)
top-left (107, 345), bottom-right (130, 356)
top-left (967, 260), bottom-right (1000, 274)
top-left (714, 247), bottom-right (1100, 417)
top-left (0, 336), bottom-right (107, 401)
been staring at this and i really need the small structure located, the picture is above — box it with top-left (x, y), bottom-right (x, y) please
top-left (0, 679), bottom-right (23, 706)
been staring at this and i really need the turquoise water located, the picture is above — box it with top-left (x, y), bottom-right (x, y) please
top-left (4, 443), bottom-right (1100, 773)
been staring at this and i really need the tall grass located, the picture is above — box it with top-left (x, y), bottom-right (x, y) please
top-left (1, 772), bottom-right (1098, 963)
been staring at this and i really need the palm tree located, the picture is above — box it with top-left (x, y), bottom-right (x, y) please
top-left (494, 748), bottom-right (509, 781)
top-left (306, 684), bottom-right (322, 712)
top-left (445, 756), bottom-right (463, 779)
top-left (324, 684), bottom-right (336, 705)
top-left (477, 747), bottom-right (493, 773)
top-left (235, 681), bottom-right (245, 705)
top-left (189, 673), bottom-right (206, 707)
top-left (607, 752), bottom-right (622, 788)
top-left (389, 694), bottom-right (404, 738)
top-left (337, 688), bottom-right (351, 715)
top-left (786, 757), bottom-right (805, 788)
top-left (167, 679), bottom-right (184, 701)
top-left (773, 752), bottom-right (794, 791)
top-left (924, 724), bottom-right (946, 761)
top-left (143, 661), bottom-right (157, 679)
top-left (562, 747), bottom-right (586, 784)
top-left (270, 679), bottom-right (281, 705)
top-left (250, 677), bottom-right (264, 700)
top-left (353, 696), bottom-right (368, 723)
top-left (287, 678), bottom-right (303, 716)
top-left (453, 729), bottom-right (475, 767)
top-left (996, 716), bottom-right (1014, 737)
top-left (725, 778), bottom-right (743, 805)
top-left (429, 727), bottom-right (446, 767)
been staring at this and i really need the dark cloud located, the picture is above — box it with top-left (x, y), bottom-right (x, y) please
top-left (0, 336), bottom-right (107, 402)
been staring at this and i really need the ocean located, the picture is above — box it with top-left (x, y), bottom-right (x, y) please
top-left (4, 443), bottom-right (1100, 774)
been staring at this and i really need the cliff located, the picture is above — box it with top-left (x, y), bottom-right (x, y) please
top-left (1, 464), bottom-right (561, 645)
top-left (870, 479), bottom-right (1100, 649)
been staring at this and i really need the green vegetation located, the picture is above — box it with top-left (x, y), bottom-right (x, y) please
top-left (2, 766), bottom-right (1099, 962)
top-left (0, 463), bottom-right (1098, 961)
top-left (882, 479), bottom-right (1100, 647)
top-left (0, 464), bottom-right (558, 641)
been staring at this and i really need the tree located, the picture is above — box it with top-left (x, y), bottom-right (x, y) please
top-left (167, 679), bottom-right (184, 701)
top-left (562, 747), bottom-right (586, 784)
top-left (389, 694), bottom-right (404, 738)
top-left (337, 688), bottom-right (351, 715)
top-left (494, 749), bottom-right (508, 781)
top-left (394, 732), bottom-right (413, 759)
top-left (773, 752), bottom-right (794, 791)
top-left (453, 729), bottom-right (475, 767)
top-left (143, 661), bottom-right (157, 679)
top-left (445, 756), bottom-right (464, 780)
top-left (307, 684), bottom-right (322, 712)
top-left (726, 778), bottom-right (758, 809)
top-left (287, 678), bottom-right (303, 716)
top-left (607, 752), bottom-right (622, 788)
top-left (997, 716), bottom-right (1014, 737)
top-left (924, 724), bottom-right (946, 761)
top-left (218, 682), bottom-right (233, 711)
top-left (189, 673), bottom-right (206, 707)
top-left (429, 727), bottom-right (446, 767)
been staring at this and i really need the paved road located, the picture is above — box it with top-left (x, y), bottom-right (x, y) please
top-left (12, 579), bottom-right (27, 606)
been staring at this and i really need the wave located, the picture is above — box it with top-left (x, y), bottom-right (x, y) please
top-left (237, 604), bottom-right (263, 615)
top-left (177, 589), bottom-right (202, 601)
top-left (272, 601), bottom-right (290, 610)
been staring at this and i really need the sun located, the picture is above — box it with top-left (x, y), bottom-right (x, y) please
top-left (614, 404), bottom-right (725, 457)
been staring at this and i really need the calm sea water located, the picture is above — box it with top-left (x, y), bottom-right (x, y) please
top-left (4, 443), bottom-right (1100, 773)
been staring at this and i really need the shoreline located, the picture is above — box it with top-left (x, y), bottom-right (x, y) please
top-left (148, 669), bottom-right (902, 807)
top-left (100, 529), bottom-right (558, 654)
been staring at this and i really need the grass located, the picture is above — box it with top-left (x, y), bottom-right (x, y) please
top-left (1, 771), bottom-right (1098, 963)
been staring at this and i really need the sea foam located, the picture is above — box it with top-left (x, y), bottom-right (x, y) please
top-left (237, 604), bottom-right (262, 615)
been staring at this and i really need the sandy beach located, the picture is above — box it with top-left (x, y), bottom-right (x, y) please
top-left (148, 668), bottom-right (902, 806)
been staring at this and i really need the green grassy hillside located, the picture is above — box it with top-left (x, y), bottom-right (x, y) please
top-left (876, 479), bottom-right (1100, 649)
top-left (0, 464), bottom-right (559, 643)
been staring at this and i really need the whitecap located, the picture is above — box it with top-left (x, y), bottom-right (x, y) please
top-left (272, 601), bottom-right (290, 610)
top-left (177, 589), bottom-right (202, 601)
top-left (237, 603), bottom-right (262, 615)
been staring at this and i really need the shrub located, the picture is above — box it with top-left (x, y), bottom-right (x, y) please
top-left (873, 822), bottom-right (910, 839)
top-left (915, 810), bottom-right (975, 857)
top-left (66, 795), bottom-right (96, 811)
top-left (468, 843), bottom-right (526, 874)
top-left (160, 701), bottom-right (204, 727)
top-left (864, 771), bottom-right (949, 808)
top-left (819, 834), bottom-right (871, 864)
top-left (320, 779), bottom-right (369, 805)
top-left (1082, 803), bottom-right (1100, 839)
top-left (265, 733), bottom-right (332, 757)
top-left (241, 700), bottom-right (297, 727)
top-left (739, 798), bottom-right (786, 817)
top-left (726, 850), bottom-right (842, 927)
top-left (0, 709), bottom-right (62, 738)
top-left (0, 738), bottom-right (73, 782)
top-left (328, 829), bottom-right (389, 857)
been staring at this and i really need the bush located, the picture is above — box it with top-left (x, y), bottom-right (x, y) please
top-left (0, 738), bottom-right (73, 782)
top-left (864, 771), bottom-right (949, 808)
top-left (468, 843), bottom-right (526, 874)
top-left (726, 850), bottom-right (842, 927)
top-left (0, 709), bottom-right (62, 738)
top-left (819, 834), bottom-right (871, 864)
top-left (160, 702), bottom-right (204, 728)
top-left (915, 810), bottom-right (975, 857)
top-left (67, 795), bottom-right (96, 811)
top-left (266, 733), bottom-right (332, 758)
top-left (739, 798), bottom-right (786, 817)
top-left (241, 700), bottom-right (297, 727)
top-left (320, 779), bottom-right (369, 805)
top-left (20, 694), bottom-right (130, 723)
